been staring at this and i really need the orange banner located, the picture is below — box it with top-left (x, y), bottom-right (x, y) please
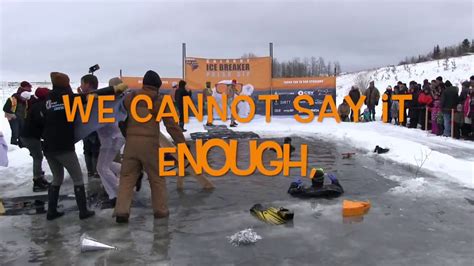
top-left (271, 77), bottom-right (336, 89)
top-left (121, 76), bottom-right (181, 90)
top-left (184, 57), bottom-right (272, 90)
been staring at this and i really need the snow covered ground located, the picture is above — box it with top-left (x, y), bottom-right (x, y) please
top-left (336, 55), bottom-right (474, 114)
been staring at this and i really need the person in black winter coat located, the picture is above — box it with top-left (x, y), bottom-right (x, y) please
top-left (37, 72), bottom-right (127, 221)
top-left (348, 86), bottom-right (361, 121)
top-left (382, 86), bottom-right (393, 123)
top-left (440, 80), bottom-right (460, 136)
top-left (79, 74), bottom-right (101, 178)
top-left (20, 87), bottom-right (51, 192)
top-left (408, 82), bottom-right (421, 128)
top-left (175, 80), bottom-right (192, 132)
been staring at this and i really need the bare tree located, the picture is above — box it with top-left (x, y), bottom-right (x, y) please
top-left (354, 73), bottom-right (370, 94)
top-left (241, 53), bottom-right (257, 59)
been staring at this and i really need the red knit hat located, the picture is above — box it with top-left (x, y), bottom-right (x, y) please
top-left (35, 87), bottom-right (50, 99)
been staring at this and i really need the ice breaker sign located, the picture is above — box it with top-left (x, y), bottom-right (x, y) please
top-left (184, 57), bottom-right (272, 90)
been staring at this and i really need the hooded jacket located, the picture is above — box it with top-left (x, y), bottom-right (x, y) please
top-left (363, 86), bottom-right (380, 106)
top-left (418, 91), bottom-right (433, 106)
top-left (337, 102), bottom-right (350, 116)
top-left (440, 86), bottom-right (459, 112)
top-left (123, 85), bottom-right (185, 144)
top-left (348, 88), bottom-right (361, 104)
top-left (20, 97), bottom-right (46, 139)
top-left (175, 84), bottom-right (192, 112)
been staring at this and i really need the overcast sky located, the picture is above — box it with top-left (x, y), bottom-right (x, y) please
top-left (0, 0), bottom-right (472, 82)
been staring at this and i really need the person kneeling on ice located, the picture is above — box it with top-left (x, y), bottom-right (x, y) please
top-left (287, 168), bottom-right (344, 198)
top-left (114, 70), bottom-right (186, 224)
top-left (37, 72), bottom-right (127, 221)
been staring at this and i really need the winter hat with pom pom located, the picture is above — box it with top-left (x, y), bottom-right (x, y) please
top-left (35, 87), bottom-right (50, 99)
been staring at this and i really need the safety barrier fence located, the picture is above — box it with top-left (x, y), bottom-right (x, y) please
top-left (385, 105), bottom-right (472, 139)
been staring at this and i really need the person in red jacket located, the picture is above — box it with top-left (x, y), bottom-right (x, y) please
top-left (418, 86), bottom-right (433, 130)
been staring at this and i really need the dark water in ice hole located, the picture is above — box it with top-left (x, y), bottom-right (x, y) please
top-left (0, 136), bottom-right (473, 265)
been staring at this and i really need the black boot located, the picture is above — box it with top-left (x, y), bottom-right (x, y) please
top-left (47, 185), bottom-right (64, 220)
top-left (39, 176), bottom-right (51, 187)
top-left (33, 178), bottom-right (49, 192)
top-left (116, 215), bottom-right (129, 224)
top-left (74, 185), bottom-right (95, 220)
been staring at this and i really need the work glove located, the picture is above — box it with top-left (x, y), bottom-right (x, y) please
top-left (113, 83), bottom-right (128, 94)
top-left (5, 113), bottom-right (16, 120)
top-left (327, 173), bottom-right (338, 184)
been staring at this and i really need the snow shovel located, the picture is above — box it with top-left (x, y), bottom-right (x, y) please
top-left (159, 132), bottom-right (214, 190)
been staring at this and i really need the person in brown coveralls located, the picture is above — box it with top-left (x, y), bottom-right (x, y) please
top-left (115, 70), bottom-right (186, 223)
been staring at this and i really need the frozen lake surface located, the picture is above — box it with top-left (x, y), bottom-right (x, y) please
top-left (1, 137), bottom-right (473, 265)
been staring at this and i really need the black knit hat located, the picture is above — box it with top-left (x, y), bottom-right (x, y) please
top-left (143, 70), bottom-right (162, 89)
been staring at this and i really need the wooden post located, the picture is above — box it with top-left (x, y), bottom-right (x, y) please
top-left (451, 108), bottom-right (454, 138)
top-left (269, 42), bottom-right (274, 116)
top-left (425, 106), bottom-right (428, 131)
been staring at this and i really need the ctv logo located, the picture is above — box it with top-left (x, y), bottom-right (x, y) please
top-left (297, 90), bottom-right (314, 96)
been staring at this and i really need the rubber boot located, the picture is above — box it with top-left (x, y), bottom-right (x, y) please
top-left (47, 185), bottom-right (64, 220)
top-left (33, 178), bottom-right (49, 192)
top-left (74, 185), bottom-right (95, 220)
top-left (116, 215), bottom-right (129, 224)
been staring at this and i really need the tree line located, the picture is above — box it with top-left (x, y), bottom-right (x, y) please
top-left (399, 38), bottom-right (473, 65)
top-left (241, 53), bottom-right (341, 77)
